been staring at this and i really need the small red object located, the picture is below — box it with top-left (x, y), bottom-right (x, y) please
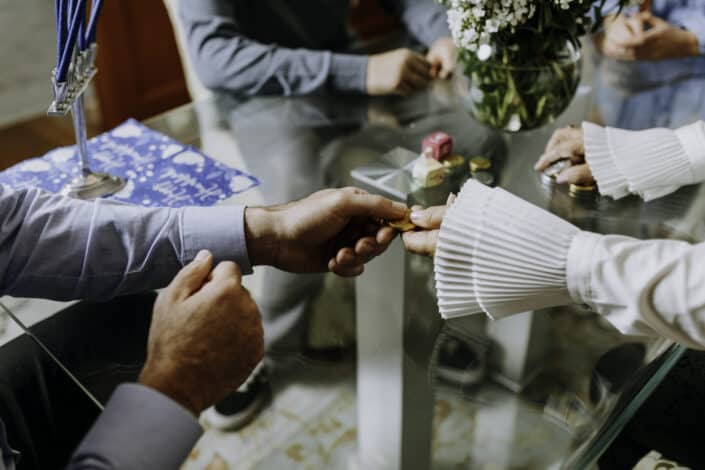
top-left (422, 132), bottom-right (453, 161)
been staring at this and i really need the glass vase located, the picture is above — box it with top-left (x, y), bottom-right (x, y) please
top-left (461, 39), bottom-right (582, 132)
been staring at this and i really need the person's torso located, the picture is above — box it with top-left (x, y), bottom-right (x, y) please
top-left (231, 0), bottom-right (354, 50)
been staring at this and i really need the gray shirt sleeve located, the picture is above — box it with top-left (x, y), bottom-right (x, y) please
top-left (68, 384), bottom-right (202, 470)
top-left (386, 0), bottom-right (450, 47)
top-left (0, 185), bottom-right (251, 301)
top-left (179, 0), bottom-right (368, 96)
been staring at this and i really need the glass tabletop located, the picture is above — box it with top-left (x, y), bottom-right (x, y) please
top-left (134, 47), bottom-right (705, 469)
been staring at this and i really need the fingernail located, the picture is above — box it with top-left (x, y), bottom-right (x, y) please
top-left (195, 250), bottom-right (211, 262)
top-left (556, 174), bottom-right (567, 184)
top-left (393, 202), bottom-right (407, 212)
top-left (410, 211), bottom-right (422, 221)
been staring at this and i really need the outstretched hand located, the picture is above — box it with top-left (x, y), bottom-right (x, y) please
top-left (245, 187), bottom-right (408, 277)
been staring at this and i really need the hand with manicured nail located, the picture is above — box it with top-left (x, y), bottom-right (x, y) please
top-left (244, 187), bottom-right (408, 277)
top-left (401, 194), bottom-right (456, 257)
top-left (535, 126), bottom-right (595, 185)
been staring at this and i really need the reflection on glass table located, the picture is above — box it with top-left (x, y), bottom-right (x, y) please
top-left (27, 51), bottom-right (704, 469)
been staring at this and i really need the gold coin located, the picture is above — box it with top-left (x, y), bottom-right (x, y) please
top-left (469, 156), bottom-right (491, 172)
top-left (386, 210), bottom-right (416, 232)
top-left (568, 183), bottom-right (597, 193)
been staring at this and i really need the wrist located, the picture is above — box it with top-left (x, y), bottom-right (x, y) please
top-left (244, 207), bottom-right (280, 267)
top-left (138, 364), bottom-right (202, 416)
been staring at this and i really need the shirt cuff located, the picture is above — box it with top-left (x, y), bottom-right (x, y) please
top-left (435, 180), bottom-right (578, 320)
top-left (583, 121), bottom-right (702, 201)
top-left (70, 384), bottom-right (203, 469)
top-left (583, 122), bottom-right (630, 200)
top-left (566, 231), bottom-right (603, 306)
top-left (181, 205), bottom-right (252, 274)
top-left (329, 53), bottom-right (368, 94)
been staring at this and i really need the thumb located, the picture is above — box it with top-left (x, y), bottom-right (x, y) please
top-left (168, 250), bottom-right (214, 299)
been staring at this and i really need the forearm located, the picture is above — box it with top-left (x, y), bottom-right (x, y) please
top-left (567, 233), bottom-right (705, 349)
top-left (584, 120), bottom-right (705, 201)
top-left (180, 1), bottom-right (367, 95)
top-left (0, 186), bottom-right (250, 301)
top-left (68, 384), bottom-right (202, 470)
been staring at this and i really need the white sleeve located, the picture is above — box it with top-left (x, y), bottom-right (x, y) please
top-left (583, 120), bottom-right (705, 201)
top-left (434, 180), bottom-right (577, 320)
top-left (567, 232), bottom-right (705, 350)
top-left (435, 180), bottom-right (705, 350)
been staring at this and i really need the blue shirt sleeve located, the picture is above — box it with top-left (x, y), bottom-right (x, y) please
top-left (0, 185), bottom-right (251, 301)
top-left (67, 384), bottom-right (203, 470)
top-left (179, 0), bottom-right (368, 96)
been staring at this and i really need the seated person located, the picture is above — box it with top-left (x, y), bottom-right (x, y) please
top-left (179, 0), bottom-right (456, 96)
top-left (600, 1), bottom-right (705, 61)
top-left (0, 184), bottom-right (406, 468)
top-left (534, 120), bottom-right (705, 201)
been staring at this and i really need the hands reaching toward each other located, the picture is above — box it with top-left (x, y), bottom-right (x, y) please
top-left (366, 48), bottom-right (432, 96)
top-left (138, 251), bottom-right (264, 415)
top-left (244, 187), bottom-right (408, 277)
top-left (601, 12), bottom-right (699, 61)
top-left (401, 194), bottom-right (456, 257)
top-left (534, 126), bottom-right (595, 185)
top-left (426, 37), bottom-right (457, 80)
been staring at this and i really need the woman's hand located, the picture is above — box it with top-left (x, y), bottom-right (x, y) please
top-left (402, 194), bottom-right (456, 257)
top-left (535, 126), bottom-right (595, 185)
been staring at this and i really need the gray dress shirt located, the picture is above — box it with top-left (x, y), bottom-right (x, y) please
top-left (179, 0), bottom-right (450, 96)
top-left (0, 184), bottom-right (252, 469)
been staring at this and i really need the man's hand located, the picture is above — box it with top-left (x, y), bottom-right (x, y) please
top-left (138, 251), bottom-right (264, 415)
top-left (535, 126), bottom-right (594, 185)
top-left (366, 48), bottom-right (432, 96)
top-left (601, 12), bottom-right (699, 61)
top-left (426, 37), bottom-right (457, 80)
top-left (402, 194), bottom-right (456, 257)
top-left (245, 187), bottom-right (408, 277)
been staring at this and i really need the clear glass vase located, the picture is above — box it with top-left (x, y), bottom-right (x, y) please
top-left (461, 39), bottom-right (582, 132)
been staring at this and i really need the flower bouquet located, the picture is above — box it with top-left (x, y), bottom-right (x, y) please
top-left (441, 0), bottom-right (638, 131)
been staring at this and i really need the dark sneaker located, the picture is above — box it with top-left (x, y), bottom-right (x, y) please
top-left (436, 334), bottom-right (488, 387)
top-left (203, 362), bottom-right (268, 431)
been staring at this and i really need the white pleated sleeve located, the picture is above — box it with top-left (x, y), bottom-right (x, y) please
top-left (434, 180), bottom-right (578, 320)
top-left (583, 121), bottom-right (705, 201)
top-left (434, 180), bottom-right (705, 349)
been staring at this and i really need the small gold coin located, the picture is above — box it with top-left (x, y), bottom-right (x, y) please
top-left (569, 183), bottom-right (598, 198)
top-left (386, 210), bottom-right (416, 232)
top-left (469, 156), bottom-right (491, 172)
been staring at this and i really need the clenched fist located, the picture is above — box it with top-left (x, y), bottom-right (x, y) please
top-left (139, 250), bottom-right (264, 415)
top-left (366, 48), bottom-right (432, 96)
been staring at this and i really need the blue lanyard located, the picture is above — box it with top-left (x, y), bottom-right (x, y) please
top-left (54, 0), bottom-right (103, 83)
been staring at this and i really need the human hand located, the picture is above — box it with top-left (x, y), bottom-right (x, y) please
top-left (245, 187), bottom-right (408, 277)
top-left (401, 194), bottom-right (456, 257)
top-left (601, 12), bottom-right (699, 61)
top-left (535, 126), bottom-right (594, 185)
top-left (366, 48), bottom-right (432, 96)
top-left (426, 37), bottom-right (457, 80)
top-left (138, 251), bottom-right (264, 415)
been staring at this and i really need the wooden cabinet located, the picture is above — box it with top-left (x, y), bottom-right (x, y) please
top-left (94, 0), bottom-right (189, 129)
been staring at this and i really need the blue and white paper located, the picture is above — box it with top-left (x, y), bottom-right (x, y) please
top-left (0, 119), bottom-right (259, 207)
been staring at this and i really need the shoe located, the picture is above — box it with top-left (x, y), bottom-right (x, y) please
top-left (202, 361), bottom-right (268, 431)
top-left (435, 334), bottom-right (488, 387)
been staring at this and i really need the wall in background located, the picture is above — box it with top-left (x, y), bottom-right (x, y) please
top-left (0, 0), bottom-right (56, 128)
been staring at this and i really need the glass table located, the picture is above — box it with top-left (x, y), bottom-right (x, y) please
top-left (10, 46), bottom-right (705, 469)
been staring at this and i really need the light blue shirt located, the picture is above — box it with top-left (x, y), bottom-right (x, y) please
top-left (0, 184), bottom-right (251, 469)
top-left (650, 0), bottom-right (705, 54)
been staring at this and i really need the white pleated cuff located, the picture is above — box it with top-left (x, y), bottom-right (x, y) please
top-left (584, 121), bottom-right (705, 202)
top-left (583, 122), bottom-right (630, 200)
top-left (434, 180), bottom-right (579, 320)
